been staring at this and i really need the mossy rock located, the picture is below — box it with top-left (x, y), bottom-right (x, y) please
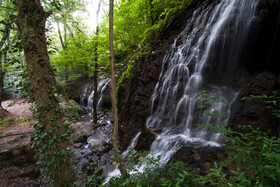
top-left (64, 100), bottom-right (83, 122)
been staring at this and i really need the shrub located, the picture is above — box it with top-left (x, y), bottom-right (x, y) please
top-left (196, 91), bottom-right (280, 186)
top-left (107, 151), bottom-right (195, 187)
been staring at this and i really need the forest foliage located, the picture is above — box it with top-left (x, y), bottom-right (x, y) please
top-left (49, 0), bottom-right (193, 84)
top-left (0, 0), bottom-right (194, 95)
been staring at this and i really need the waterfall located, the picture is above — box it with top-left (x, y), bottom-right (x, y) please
top-left (97, 78), bottom-right (111, 108)
top-left (89, 78), bottom-right (110, 109)
top-left (82, 78), bottom-right (111, 109)
top-left (80, 78), bottom-right (111, 121)
top-left (147, 0), bottom-right (260, 165)
top-left (80, 83), bottom-right (91, 106)
top-left (105, 0), bottom-right (261, 181)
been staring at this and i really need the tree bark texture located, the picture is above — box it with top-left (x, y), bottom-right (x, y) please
top-left (0, 23), bottom-right (11, 117)
top-left (93, 27), bottom-right (99, 124)
top-left (16, 0), bottom-right (73, 185)
top-left (0, 54), bottom-right (6, 117)
top-left (109, 0), bottom-right (128, 177)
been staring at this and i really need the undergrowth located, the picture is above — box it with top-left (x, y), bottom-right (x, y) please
top-left (99, 91), bottom-right (280, 186)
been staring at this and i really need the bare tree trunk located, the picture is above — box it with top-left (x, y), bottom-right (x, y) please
top-left (56, 22), bottom-right (65, 50)
top-left (93, 27), bottom-right (99, 124)
top-left (56, 21), bottom-right (69, 101)
top-left (109, 0), bottom-right (127, 177)
top-left (16, 0), bottom-right (73, 185)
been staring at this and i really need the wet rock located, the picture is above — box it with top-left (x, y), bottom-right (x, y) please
top-left (232, 68), bottom-right (252, 87)
top-left (74, 149), bottom-right (83, 160)
top-left (97, 83), bottom-right (112, 110)
top-left (81, 158), bottom-right (90, 172)
top-left (2, 91), bottom-right (20, 101)
top-left (65, 78), bottom-right (91, 103)
top-left (171, 146), bottom-right (226, 175)
top-left (80, 148), bottom-right (94, 157)
top-left (229, 72), bottom-right (278, 136)
top-left (135, 126), bottom-right (157, 151)
top-left (88, 154), bottom-right (99, 163)
top-left (74, 143), bottom-right (83, 148)
top-left (88, 138), bottom-right (107, 153)
top-left (70, 121), bottom-right (94, 143)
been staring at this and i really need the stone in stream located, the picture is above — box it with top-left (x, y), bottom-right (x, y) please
top-left (70, 121), bottom-right (94, 143)
top-left (88, 138), bottom-right (107, 153)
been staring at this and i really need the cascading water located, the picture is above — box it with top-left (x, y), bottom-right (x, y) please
top-left (88, 78), bottom-right (111, 109)
top-left (80, 78), bottom-right (111, 121)
top-left (147, 0), bottom-right (260, 165)
top-left (147, 0), bottom-right (261, 165)
top-left (105, 0), bottom-right (261, 181)
top-left (97, 78), bottom-right (111, 108)
top-left (80, 83), bottom-right (91, 106)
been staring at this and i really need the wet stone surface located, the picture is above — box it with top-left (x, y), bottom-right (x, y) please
top-left (72, 110), bottom-right (115, 176)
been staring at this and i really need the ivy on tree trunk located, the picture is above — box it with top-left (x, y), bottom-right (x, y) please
top-left (16, 0), bottom-right (73, 185)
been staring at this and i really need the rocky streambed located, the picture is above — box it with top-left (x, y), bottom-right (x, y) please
top-left (0, 98), bottom-right (116, 185)
top-left (71, 111), bottom-right (116, 176)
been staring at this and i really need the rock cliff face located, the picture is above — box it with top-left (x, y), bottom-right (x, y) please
top-left (117, 0), bottom-right (280, 151)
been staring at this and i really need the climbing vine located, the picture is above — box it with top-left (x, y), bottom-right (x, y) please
top-left (30, 96), bottom-right (74, 184)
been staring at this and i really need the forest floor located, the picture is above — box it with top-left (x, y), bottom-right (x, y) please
top-left (0, 98), bottom-right (114, 186)
top-left (0, 99), bottom-right (39, 186)
top-left (1, 99), bottom-right (35, 153)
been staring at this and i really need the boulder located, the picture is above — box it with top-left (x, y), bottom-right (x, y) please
top-left (70, 121), bottom-right (94, 143)
top-left (88, 138), bottom-right (108, 153)
top-left (229, 72), bottom-right (278, 136)
top-left (171, 146), bottom-right (225, 175)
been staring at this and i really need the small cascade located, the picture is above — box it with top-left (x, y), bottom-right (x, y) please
top-left (80, 78), bottom-right (111, 121)
top-left (146, 0), bottom-right (260, 165)
top-left (97, 78), bottom-right (111, 108)
top-left (104, 132), bottom-right (141, 184)
top-left (80, 83), bottom-right (91, 106)
top-left (87, 78), bottom-right (110, 109)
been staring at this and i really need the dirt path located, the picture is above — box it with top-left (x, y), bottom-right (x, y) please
top-left (0, 99), bottom-right (39, 186)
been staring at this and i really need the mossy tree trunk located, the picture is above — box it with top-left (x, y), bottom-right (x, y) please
top-left (109, 0), bottom-right (128, 178)
top-left (16, 0), bottom-right (73, 185)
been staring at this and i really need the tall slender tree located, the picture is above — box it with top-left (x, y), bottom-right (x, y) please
top-left (93, 27), bottom-right (99, 124)
top-left (16, 0), bottom-right (73, 185)
top-left (0, 23), bottom-right (11, 117)
top-left (109, 0), bottom-right (127, 177)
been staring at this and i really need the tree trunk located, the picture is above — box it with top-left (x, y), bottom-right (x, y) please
top-left (56, 21), bottom-right (69, 101)
top-left (0, 23), bottom-right (11, 118)
top-left (109, 0), bottom-right (127, 177)
top-left (93, 27), bottom-right (99, 124)
top-left (16, 0), bottom-right (73, 185)
top-left (0, 54), bottom-right (6, 118)
top-left (149, 0), bottom-right (155, 26)
top-left (56, 22), bottom-right (65, 50)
